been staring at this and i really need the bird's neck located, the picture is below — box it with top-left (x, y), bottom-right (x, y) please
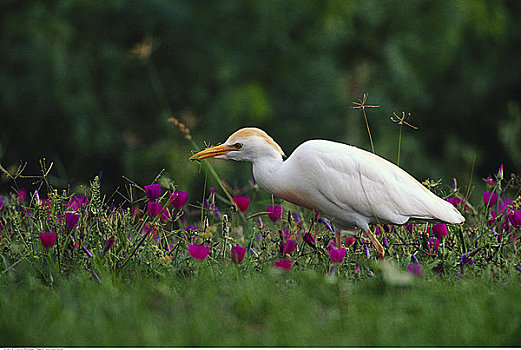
top-left (251, 156), bottom-right (285, 194)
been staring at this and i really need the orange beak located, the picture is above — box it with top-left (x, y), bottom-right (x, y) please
top-left (189, 144), bottom-right (236, 160)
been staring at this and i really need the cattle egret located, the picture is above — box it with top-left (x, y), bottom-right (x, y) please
top-left (189, 127), bottom-right (465, 259)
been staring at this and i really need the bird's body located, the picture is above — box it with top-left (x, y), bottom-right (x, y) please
top-left (190, 127), bottom-right (464, 258)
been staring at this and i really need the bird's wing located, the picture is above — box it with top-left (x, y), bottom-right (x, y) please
top-left (285, 140), bottom-right (462, 228)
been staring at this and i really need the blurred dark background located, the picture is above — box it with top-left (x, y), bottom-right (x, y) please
top-left (1, 0), bottom-right (520, 202)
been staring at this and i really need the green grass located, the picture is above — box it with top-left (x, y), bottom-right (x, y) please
top-left (1, 265), bottom-right (520, 347)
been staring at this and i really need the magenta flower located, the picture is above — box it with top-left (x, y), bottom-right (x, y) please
top-left (267, 206), bottom-right (282, 222)
top-left (510, 210), bottom-right (521, 228)
top-left (160, 208), bottom-right (171, 222)
top-left (103, 237), bottom-right (115, 252)
top-left (447, 197), bottom-right (463, 207)
top-left (428, 237), bottom-right (440, 254)
top-left (171, 191), bottom-right (188, 208)
top-left (66, 196), bottom-right (87, 212)
top-left (407, 264), bottom-right (423, 277)
top-left (486, 177), bottom-right (496, 185)
top-left (17, 189), bottom-right (26, 202)
top-left (303, 232), bottom-right (315, 246)
top-left (432, 223), bottom-right (448, 240)
top-left (65, 212), bottom-right (80, 231)
top-left (498, 197), bottom-right (512, 214)
top-left (345, 237), bottom-right (356, 247)
top-left (231, 246), bottom-right (247, 263)
top-left (274, 259), bottom-right (292, 270)
top-left (232, 196), bottom-right (250, 212)
top-left (147, 201), bottom-right (163, 217)
top-left (482, 191), bottom-right (498, 207)
top-left (279, 240), bottom-right (297, 255)
top-left (40, 232), bottom-right (57, 248)
top-left (328, 248), bottom-right (346, 263)
top-left (188, 244), bottom-right (210, 261)
top-left (144, 184), bottom-right (161, 201)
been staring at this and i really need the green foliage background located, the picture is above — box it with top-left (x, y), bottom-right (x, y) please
top-left (1, 0), bottom-right (520, 197)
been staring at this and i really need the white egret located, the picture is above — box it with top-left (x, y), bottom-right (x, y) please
top-left (189, 127), bottom-right (465, 259)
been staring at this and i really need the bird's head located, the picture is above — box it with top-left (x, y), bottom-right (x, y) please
top-left (189, 127), bottom-right (285, 162)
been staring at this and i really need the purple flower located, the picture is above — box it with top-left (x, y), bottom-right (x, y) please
top-left (432, 223), bottom-right (448, 240)
top-left (188, 244), bottom-right (210, 261)
top-left (103, 237), bottom-right (115, 253)
top-left (515, 265), bottom-right (521, 273)
top-left (447, 197), bottom-right (463, 208)
top-left (81, 245), bottom-right (93, 258)
top-left (364, 244), bottom-right (371, 258)
top-left (345, 237), bottom-right (356, 247)
top-left (231, 246), bottom-right (247, 263)
top-left (65, 212), bottom-right (80, 231)
top-left (407, 264), bottom-right (423, 277)
top-left (147, 201), bottom-right (163, 217)
top-left (382, 236), bottom-right (389, 248)
top-left (318, 217), bottom-right (334, 232)
top-left (328, 248), bottom-right (346, 263)
top-left (186, 225), bottom-right (198, 234)
top-left (279, 240), bottom-right (297, 255)
top-left (482, 191), bottom-right (498, 207)
top-left (232, 196), bottom-right (250, 212)
top-left (17, 189), bottom-right (26, 202)
top-left (144, 184), bottom-right (161, 201)
top-left (274, 259), bottom-right (292, 270)
top-left (294, 213), bottom-right (302, 224)
top-left (40, 232), bottom-right (57, 248)
top-left (66, 196), bottom-right (87, 212)
top-left (160, 208), bottom-right (171, 222)
top-left (171, 191), bottom-right (188, 208)
top-left (303, 232), bottom-right (315, 246)
top-left (510, 210), bottom-right (521, 228)
top-left (428, 237), bottom-right (440, 254)
top-left (461, 253), bottom-right (474, 266)
top-left (486, 177), bottom-right (496, 185)
top-left (267, 206), bottom-right (282, 222)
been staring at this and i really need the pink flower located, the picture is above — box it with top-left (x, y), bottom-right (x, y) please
top-left (171, 191), bottom-right (188, 208)
top-left (188, 244), bottom-right (210, 261)
top-left (328, 248), bottom-right (346, 263)
top-left (432, 223), bottom-right (448, 240)
top-left (279, 240), bottom-right (297, 255)
top-left (147, 201), bottom-right (163, 217)
top-left (482, 191), bottom-right (498, 207)
top-left (144, 184), bottom-right (161, 201)
top-left (274, 259), bottom-right (292, 270)
top-left (231, 246), bottom-right (247, 263)
top-left (345, 237), bottom-right (356, 247)
top-left (40, 232), bottom-right (57, 248)
top-left (267, 206), bottom-right (282, 222)
top-left (232, 196), bottom-right (250, 212)
top-left (65, 212), bottom-right (80, 231)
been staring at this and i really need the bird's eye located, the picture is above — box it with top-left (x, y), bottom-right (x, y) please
top-left (233, 143), bottom-right (243, 149)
